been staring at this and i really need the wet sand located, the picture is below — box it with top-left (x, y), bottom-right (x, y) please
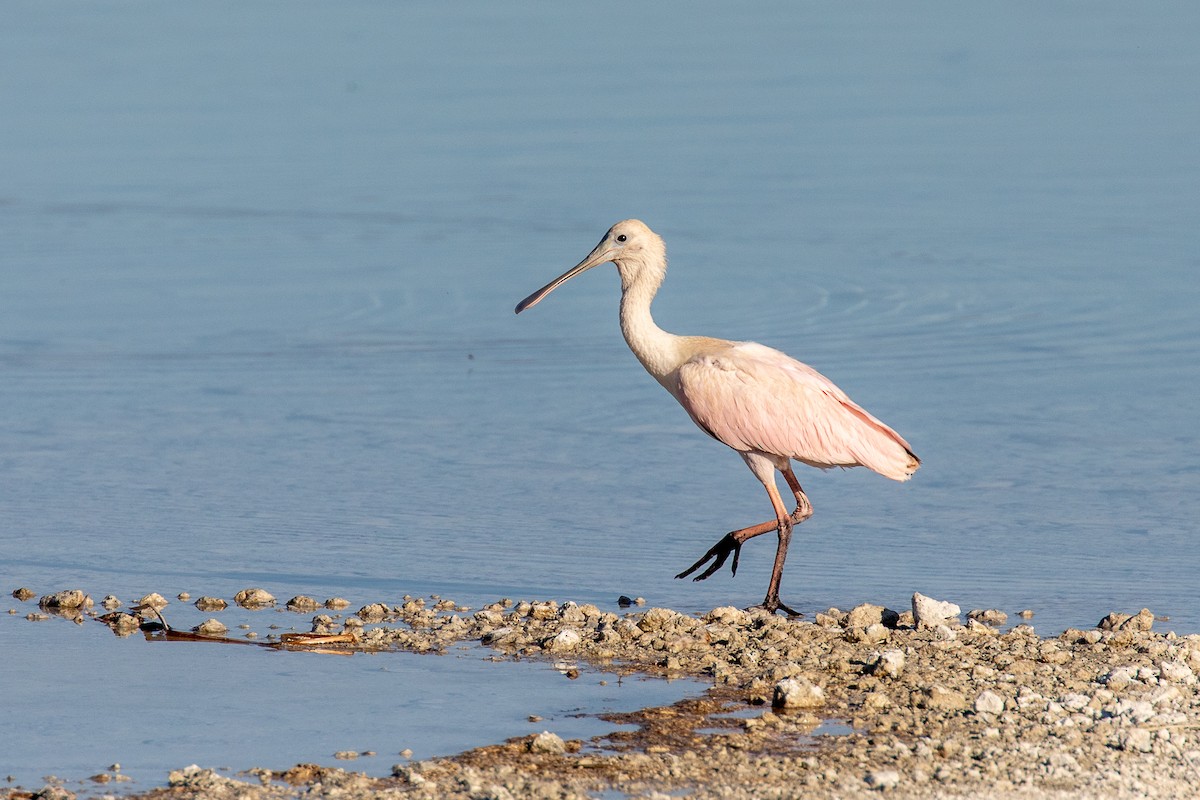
top-left (9, 591), bottom-right (1200, 799)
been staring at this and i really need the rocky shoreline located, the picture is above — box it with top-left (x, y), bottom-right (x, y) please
top-left (9, 588), bottom-right (1200, 799)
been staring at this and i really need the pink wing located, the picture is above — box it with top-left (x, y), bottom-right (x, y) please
top-left (675, 342), bottom-right (919, 481)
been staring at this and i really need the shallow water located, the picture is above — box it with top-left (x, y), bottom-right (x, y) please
top-left (3, 0), bottom-right (1199, 787)
top-left (1, 605), bottom-right (700, 790)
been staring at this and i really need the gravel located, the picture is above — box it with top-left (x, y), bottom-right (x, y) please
top-left (9, 589), bottom-right (1200, 799)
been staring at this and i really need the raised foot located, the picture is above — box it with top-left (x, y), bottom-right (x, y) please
top-left (675, 532), bottom-right (742, 582)
top-left (675, 510), bottom-right (807, 584)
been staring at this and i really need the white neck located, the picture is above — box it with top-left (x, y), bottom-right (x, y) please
top-left (617, 263), bottom-right (687, 389)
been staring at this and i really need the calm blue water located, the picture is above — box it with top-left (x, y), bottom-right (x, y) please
top-left (2, 0), bottom-right (1198, 788)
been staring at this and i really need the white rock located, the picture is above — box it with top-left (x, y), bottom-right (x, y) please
top-left (194, 619), bottom-right (228, 636)
top-left (473, 609), bottom-right (504, 626)
top-left (167, 765), bottom-right (229, 789)
top-left (867, 649), bottom-right (906, 678)
top-left (528, 731), bottom-right (566, 754)
top-left (1102, 665), bottom-right (1139, 688)
top-left (967, 608), bottom-right (1008, 626)
top-left (104, 612), bottom-right (141, 634)
top-left (1150, 686), bottom-right (1183, 706)
top-left (773, 676), bottom-right (825, 709)
top-left (864, 623), bottom-right (890, 643)
top-left (1117, 700), bottom-right (1155, 724)
top-left (136, 592), bottom-right (168, 610)
top-left (393, 765), bottom-right (425, 785)
top-left (233, 588), bottom-right (275, 607)
top-left (1119, 727), bottom-right (1154, 752)
top-left (912, 592), bottom-right (961, 628)
top-left (1015, 690), bottom-right (1045, 711)
top-left (933, 624), bottom-right (957, 641)
top-left (974, 690), bottom-right (1006, 715)
top-left (847, 623), bottom-right (890, 643)
top-left (1061, 693), bottom-right (1090, 712)
top-left (1120, 608), bottom-right (1155, 631)
top-left (705, 606), bottom-right (749, 625)
top-left (865, 769), bottom-right (901, 790)
top-left (1160, 661), bottom-right (1196, 684)
top-left (481, 626), bottom-right (514, 645)
top-left (547, 628), bottom-right (582, 652)
top-left (846, 603), bottom-right (898, 629)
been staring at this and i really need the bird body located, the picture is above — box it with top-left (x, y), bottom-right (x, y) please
top-left (516, 219), bottom-right (918, 614)
top-left (676, 340), bottom-right (918, 481)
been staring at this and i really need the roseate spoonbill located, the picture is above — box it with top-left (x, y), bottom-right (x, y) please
top-left (515, 219), bottom-right (919, 615)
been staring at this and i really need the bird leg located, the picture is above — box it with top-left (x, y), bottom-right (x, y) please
top-left (676, 463), bottom-right (813, 618)
top-left (781, 466), bottom-right (814, 523)
top-left (754, 515), bottom-right (801, 617)
top-left (753, 470), bottom-right (813, 616)
top-left (677, 471), bottom-right (813, 584)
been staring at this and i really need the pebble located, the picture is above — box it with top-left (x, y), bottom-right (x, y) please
top-left (866, 649), bottom-right (906, 678)
top-left (325, 597), bottom-right (351, 610)
top-left (194, 619), bottom-right (228, 636)
top-left (865, 769), bottom-right (901, 790)
top-left (12, 587), bottom-right (36, 601)
top-left (39, 589), bottom-right (92, 610)
top-left (136, 593), bottom-right (168, 610)
top-left (1119, 728), bottom-right (1154, 752)
top-left (1102, 608), bottom-right (1155, 632)
top-left (772, 676), bottom-right (825, 709)
top-left (98, 612), bottom-right (141, 635)
top-left (845, 603), bottom-right (900, 629)
top-left (706, 606), bottom-right (750, 626)
top-left (967, 608), bottom-right (1008, 626)
top-left (974, 690), bottom-right (1006, 715)
top-left (357, 603), bottom-right (389, 622)
top-left (285, 596), bottom-right (320, 612)
top-left (233, 588), bottom-right (276, 608)
top-left (528, 731), bottom-right (566, 754)
top-left (194, 596), bottom-right (228, 611)
top-left (547, 628), bottom-right (582, 652)
top-left (925, 685), bottom-right (967, 711)
top-left (1160, 661), bottom-right (1196, 684)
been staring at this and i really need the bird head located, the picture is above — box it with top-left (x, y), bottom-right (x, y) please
top-left (515, 219), bottom-right (666, 314)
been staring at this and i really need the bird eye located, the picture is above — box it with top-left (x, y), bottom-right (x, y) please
top-left (616, 234), bottom-right (627, 243)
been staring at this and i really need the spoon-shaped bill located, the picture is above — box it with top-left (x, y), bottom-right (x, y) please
top-left (514, 238), bottom-right (616, 314)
